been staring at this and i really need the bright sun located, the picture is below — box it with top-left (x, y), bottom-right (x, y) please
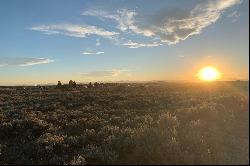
top-left (198, 66), bottom-right (221, 81)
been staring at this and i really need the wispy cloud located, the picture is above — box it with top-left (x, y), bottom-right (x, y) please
top-left (82, 0), bottom-right (241, 45)
top-left (140, 0), bottom-right (241, 44)
top-left (0, 57), bottom-right (54, 67)
top-left (30, 24), bottom-right (119, 39)
top-left (178, 55), bottom-right (185, 58)
top-left (31, 0), bottom-right (241, 48)
top-left (122, 40), bottom-right (162, 48)
top-left (82, 51), bottom-right (104, 55)
top-left (82, 9), bottom-right (153, 37)
top-left (228, 10), bottom-right (241, 22)
top-left (80, 69), bottom-right (128, 77)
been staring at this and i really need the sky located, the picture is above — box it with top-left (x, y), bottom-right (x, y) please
top-left (0, 0), bottom-right (249, 85)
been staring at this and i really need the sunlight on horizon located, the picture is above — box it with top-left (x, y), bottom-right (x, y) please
top-left (197, 66), bottom-right (221, 82)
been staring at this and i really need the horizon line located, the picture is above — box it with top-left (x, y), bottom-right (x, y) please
top-left (0, 79), bottom-right (249, 86)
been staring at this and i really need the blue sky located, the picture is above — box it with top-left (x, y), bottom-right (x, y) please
top-left (0, 0), bottom-right (249, 85)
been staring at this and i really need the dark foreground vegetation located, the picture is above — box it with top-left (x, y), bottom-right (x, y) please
top-left (0, 81), bottom-right (249, 165)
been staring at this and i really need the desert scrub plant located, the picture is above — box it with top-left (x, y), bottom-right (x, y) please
top-left (67, 155), bottom-right (87, 165)
top-left (123, 112), bottom-right (180, 164)
top-left (0, 82), bottom-right (248, 164)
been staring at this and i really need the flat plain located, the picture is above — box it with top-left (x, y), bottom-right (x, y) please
top-left (0, 81), bottom-right (249, 165)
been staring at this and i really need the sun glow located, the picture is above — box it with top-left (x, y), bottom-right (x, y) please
top-left (198, 66), bottom-right (221, 81)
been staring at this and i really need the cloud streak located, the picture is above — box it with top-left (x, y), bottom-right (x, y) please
top-left (82, 51), bottom-right (104, 55)
top-left (30, 24), bottom-right (119, 39)
top-left (0, 57), bottom-right (54, 67)
top-left (122, 40), bottom-right (162, 48)
top-left (80, 69), bottom-right (128, 77)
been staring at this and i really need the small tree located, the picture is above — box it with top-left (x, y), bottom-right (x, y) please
top-left (57, 81), bottom-right (62, 88)
top-left (68, 80), bottom-right (77, 88)
top-left (69, 80), bottom-right (73, 86)
top-left (72, 81), bottom-right (77, 88)
top-left (88, 82), bottom-right (93, 88)
top-left (94, 82), bottom-right (98, 87)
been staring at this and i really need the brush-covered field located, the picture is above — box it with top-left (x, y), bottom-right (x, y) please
top-left (0, 81), bottom-right (249, 165)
